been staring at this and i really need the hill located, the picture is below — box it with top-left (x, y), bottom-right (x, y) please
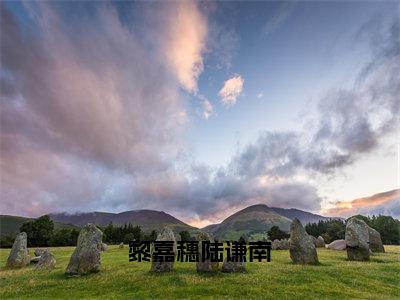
top-left (201, 204), bottom-right (342, 240)
top-left (0, 215), bottom-right (77, 238)
top-left (203, 204), bottom-right (292, 240)
top-left (49, 210), bottom-right (197, 234)
top-left (270, 207), bottom-right (340, 224)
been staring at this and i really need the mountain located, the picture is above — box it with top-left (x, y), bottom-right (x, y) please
top-left (201, 204), bottom-right (342, 240)
top-left (203, 204), bottom-right (292, 240)
top-left (270, 207), bottom-right (340, 224)
top-left (49, 210), bottom-right (197, 234)
top-left (0, 215), bottom-right (77, 238)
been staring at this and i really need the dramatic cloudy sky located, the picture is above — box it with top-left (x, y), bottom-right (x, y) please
top-left (1, 1), bottom-right (399, 226)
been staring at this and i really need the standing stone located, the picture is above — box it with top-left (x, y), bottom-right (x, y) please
top-left (289, 219), bottom-right (319, 264)
top-left (150, 227), bottom-right (176, 272)
top-left (310, 236), bottom-right (317, 247)
top-left (6, 232), bottom-right (30, 268)
top-left (36, 250), bottom-right (56, 270)
top-left (221, 258), bottom-right (246, 273)
top-left (65, 223), bottom-right (103, 275)
top-left (272, 239), bottom-right (281, 250)
top-left (196, 232), bottom-right (219, 272)
top-left (119, 242), bottom-right (124, 249)
top-left (316, 236), bottom-right (326, 248)
top-left (345, 218), bottom-right (370, 261)
top-left (368, 227), bottom-right (385, 253)
top-left (326, 239), bottom-right (346, 250)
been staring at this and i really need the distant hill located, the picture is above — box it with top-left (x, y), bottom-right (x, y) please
top-left (0, 215), bottom-right (77, 238)
top-left (49, 210), bottom-right (197, 234)
top-left (201, 204), bottom-right (342, 240)
top-left (270, 207), bottom-right (340, 224)
top-left (203, 204), bottom-right (292, 240)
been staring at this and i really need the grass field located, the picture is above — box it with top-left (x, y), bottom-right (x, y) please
top-left (0, 245), bottom-right (399, 299)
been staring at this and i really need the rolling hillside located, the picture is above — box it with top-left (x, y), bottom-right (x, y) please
top-left (49, 210), bottom-right (197, 234)
top-left (270, 207), bottom-right (340, 224)
top-left (203, 204), bottom-right (292, 240)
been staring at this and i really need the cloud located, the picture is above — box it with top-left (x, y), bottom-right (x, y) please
top-left (257, 91), bottom-right (264, 99)
top-left (0, 3), bottom-right (398, 225)
top-left (231, 18), bottom-right (399, 179)
top-left (0, 2), bottom-right (188, 215)
top-left (129, 164), bottom-right (322, 224)
top-left (263, 2), bottom-right (296, 37)
top-left (322, 189), bottom-right (400, 218)
top-left (158, 1), bottom-right (208, 93)
top-left (219, 74), bottom-right (244, 106)
top-left (201, 98), bottom-right (214, 120)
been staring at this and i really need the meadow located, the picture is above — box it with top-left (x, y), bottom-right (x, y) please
top-left (0, 246), bottom-right (399, 299)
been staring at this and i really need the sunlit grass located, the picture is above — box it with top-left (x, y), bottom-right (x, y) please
top-left (0, 246), bottom-right (399, 299)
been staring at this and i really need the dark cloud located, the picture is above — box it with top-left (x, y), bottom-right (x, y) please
top-left (0, 2), bottom-right (185, 216)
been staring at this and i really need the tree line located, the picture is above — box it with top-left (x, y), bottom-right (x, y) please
top-left (0, 215), bottom-right (195, 248)
top-left (305, 215), bottom-right (399, 244)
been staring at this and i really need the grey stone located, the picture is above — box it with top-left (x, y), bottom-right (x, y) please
top-left (368, 227), bottom-right (385, 253)
top-left (65, 223), bottom-right (103, 275)
top-left (150, 227), bottom-right (176, 272)
top-left (316, 236), bottom-right (326, 248)
top-left (6, 232), bottom-right (30, 268)
top-left (310, 235), bottom-right (317, 247)
top-left (100, 243), bottom-right (108, 252)
top-left (196, 231), bottom-right (219, 272)
top-left (326, 239), bottom-right (346, 250)
top-left (221, 258), bottom-right (246, 273)
top-left (272, 239), bottom-right (289, 250)
top-left (36, 250), bottom-right (56, 270)
top-left (289, 219), bottom-right (319, 264)
top-left (34, 248), bottom-right (48, 257)
top-left (345, 218), bottom-right (370, 261)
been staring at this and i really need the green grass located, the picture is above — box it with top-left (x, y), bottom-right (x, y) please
top-left (0, 246), bottom-right (399, 299)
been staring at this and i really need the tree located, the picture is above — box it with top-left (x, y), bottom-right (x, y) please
top-left (50, 228), bottom-right (79, 246)
top-left (123, 233), bottom-right (135, 244)
top-left (20, 215), bottom-right (54, 247)
top-left (267, 226), bottom-right (289, 240)
top-left (179, 230), bottom-right (191, 241)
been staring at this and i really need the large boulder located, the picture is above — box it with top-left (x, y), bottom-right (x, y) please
top-left (345, 218), bottom-right (370, 261)
top-left (316, 236), bottom-right (326, 248)
top-left (289, 219), bottom-right (319, 264)
top-left (196, 232), bottom-right (219, 272)
top-left (36, 250), bottom-right (56, 270)
top-left (221, 258), bottom-right (245, 273)
top-left (368, 227), bottom-right (385, 253)
top-left (150, 227), bottom-right (176, 272)
top-left (326, 239), bottom-right (346, 250)
top-left (6, 232), bottom-right (30, 268)
top-left (65, 223), bottom-right (103, 275)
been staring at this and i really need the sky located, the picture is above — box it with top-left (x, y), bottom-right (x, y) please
top-left (1, 1), bottom-right (399, 227)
